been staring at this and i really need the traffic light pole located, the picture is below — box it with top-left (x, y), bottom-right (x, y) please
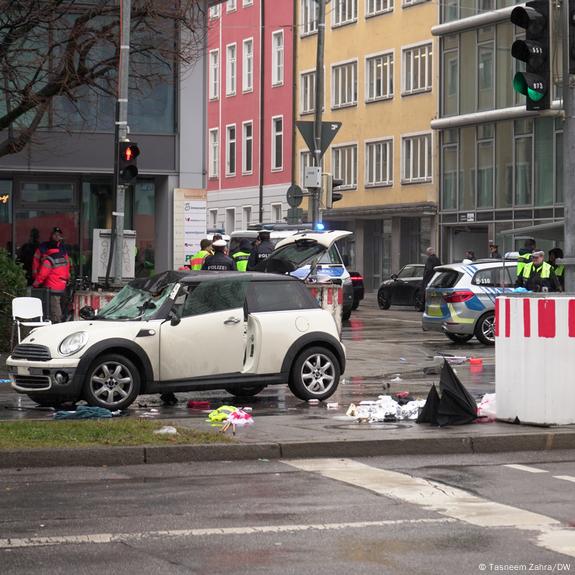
top-left (311, 0), bottom-right (326, 226)
top-left (106, 0), bottom-right (131, 287)
top-left (563, 0), bottom-right (575, 292)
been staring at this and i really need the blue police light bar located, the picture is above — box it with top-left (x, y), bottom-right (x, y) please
top-left (314, 223), bottom-right (325, 231)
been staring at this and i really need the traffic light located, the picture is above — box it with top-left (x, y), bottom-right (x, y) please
top-left (510, 0), bottom-right (550, 111)
top-left (325, 174), bottom-right (345, 209)
top-left (118, 141), bottom-right (140, 184)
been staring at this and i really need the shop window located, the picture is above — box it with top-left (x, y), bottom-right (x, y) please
top-left (20, 182), bottom-right (75, 205)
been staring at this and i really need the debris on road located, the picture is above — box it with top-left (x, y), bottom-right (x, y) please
top-left (154, 425), bottom-right (178, 435)
top-left (345, 396), bottom-right (425, 423)
top-left (477, 393), bottom-right (496, 421)
top-left (53, 406), bottom-right (113, 420)
top-left (207, 405), bottom-right (254, 435)
top-left (187, 400), bottom-right (211, 410)
top-left (433, 355), bottom-right (467, 365)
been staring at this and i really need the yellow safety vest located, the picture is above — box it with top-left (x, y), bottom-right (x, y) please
top-left (232, 251), bottom-right (250, 272)
top-left (522, 261), bottom-right (551, 280)
top-left (190, 250), bottom-right (210, 271)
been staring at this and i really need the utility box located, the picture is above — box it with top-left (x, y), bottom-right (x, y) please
top-left (495, 294), bottom-right (575, 425)
top-left (304, 166), bottom-right (322, 189)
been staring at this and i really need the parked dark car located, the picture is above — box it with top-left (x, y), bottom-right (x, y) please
top-left (350, 272), bottom-right (364, 310)
top-left (377, 264), bottom-right (425, 311)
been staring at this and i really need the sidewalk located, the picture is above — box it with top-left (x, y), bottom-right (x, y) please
top-left (1, 410), bottom-right (573, 469)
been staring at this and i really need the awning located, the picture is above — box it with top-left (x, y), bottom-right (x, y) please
top-left (499, 220), bottom-right (564, 241)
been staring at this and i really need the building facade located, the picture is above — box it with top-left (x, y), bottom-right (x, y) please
top-left (0, 5), bottom-right (207, 278)
top-left (433, 0), bottom-right (564, 262)
top-left (295, 0), bottom-right (438, 289)
top-left (205, 0), bottom-right (294, 233)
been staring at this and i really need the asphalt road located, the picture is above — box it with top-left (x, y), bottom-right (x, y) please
top-left (0, 294), bottom-right (495, 419)
top-left (1, 450), bottom-right (574, 574)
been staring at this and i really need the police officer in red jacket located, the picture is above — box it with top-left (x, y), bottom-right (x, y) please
top-left (33, 240), bottom-right (71, 322)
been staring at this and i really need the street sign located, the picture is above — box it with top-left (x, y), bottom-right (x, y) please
top-left (296, 121), bottom-right (342, 160)
top-left (286, 184), bottom-right (304, 208)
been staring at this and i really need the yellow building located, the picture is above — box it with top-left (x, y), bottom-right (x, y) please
top-left (296, 0), bottom-right (438, 289)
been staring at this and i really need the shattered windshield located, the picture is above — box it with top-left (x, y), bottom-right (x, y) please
top-left (96, 283), bottom-right (176, 321)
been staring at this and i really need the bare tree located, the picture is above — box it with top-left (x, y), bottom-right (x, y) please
top-left (0, 0), bottom-right (206, 158)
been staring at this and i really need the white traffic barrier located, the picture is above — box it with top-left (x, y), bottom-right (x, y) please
top-left (306, 284), bottom-right (343, 335)
top-left (495, 294), bottom-right (575, 425)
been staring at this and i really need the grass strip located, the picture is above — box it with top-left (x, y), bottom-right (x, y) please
top-left (0, 419), bottom-right (231, 449)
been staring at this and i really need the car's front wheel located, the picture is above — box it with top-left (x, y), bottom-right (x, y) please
top-left (445, 332), bottom-right (474, 344)
top-left (289, 346), bottom-right (340, 401)
top-left (475, 312), bottom-right (496, 345)
top-left (225, 384), bottom-right (266, 398)
top-left (83, 354), bottom-right (141, 410)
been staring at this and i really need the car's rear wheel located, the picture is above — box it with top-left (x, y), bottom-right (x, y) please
top-left (83, 354), bottom-right (140, 410)
top-left (445, 333), bottom-right (474, 344)
top-left (475, 312), bottom-right (496, 345)
top-left (289, 346), bottom-right (340, 401)
top-left (225, 384), bottom-right (266, 398)
top-left (377, 289), bottom-right (391, 310)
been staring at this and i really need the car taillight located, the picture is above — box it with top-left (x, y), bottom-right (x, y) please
top-left (351, 275), bottom-right (363, 283)
top-left (443, 290), bottom-right (474, 303)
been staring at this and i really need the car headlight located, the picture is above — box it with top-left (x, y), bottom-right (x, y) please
top-left (59, 332), bottom-right (88, 356)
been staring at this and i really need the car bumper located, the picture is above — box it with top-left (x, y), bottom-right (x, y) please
top-left (441, 321), bottom-right (475, 335)
top-left (422, 314), bottom-right (445, 333)
top-left (7, 357), bottom-right (81, 396)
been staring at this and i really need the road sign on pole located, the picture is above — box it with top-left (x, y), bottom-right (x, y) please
top-left (286, 184), bottom-right (304, 208)
top-left (296, 121), bottom-right (342, 160)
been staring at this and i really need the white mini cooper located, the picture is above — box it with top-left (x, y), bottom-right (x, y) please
top-left (7, 272), bottom-right (345, 410)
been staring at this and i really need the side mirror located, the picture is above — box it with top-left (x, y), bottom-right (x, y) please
top-left (169, 310), bottom-right (181, 326)
top-left (391, 274), bottom-right (398, 280)
top-left (79, 305), bottom-right (95, 320)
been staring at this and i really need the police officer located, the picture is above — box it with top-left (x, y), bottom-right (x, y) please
top-left (189, 239), bottom-right (213, 270)
top-left (232, 239), bottom-right (252, 272)
top-left (202, 239), bottom-right (236, 271)
top-left (516, 238), bottom-right (536, 279)
top-left (548, 248), bottom-right (565, 290)
top-left (516, 250), bottom-right (561, 292)
top-left (247, 231), bottom-right (274, 271)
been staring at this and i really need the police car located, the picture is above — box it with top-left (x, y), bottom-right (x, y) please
top-left (7, 271), bottom-right (345, 409)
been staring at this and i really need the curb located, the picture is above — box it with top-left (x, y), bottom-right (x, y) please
top-left (0, 431), bottom-right (574, 469)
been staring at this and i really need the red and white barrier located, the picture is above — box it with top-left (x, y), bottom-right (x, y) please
top-left (496, 295), bottom-right (575, 425)
top-left (73, 291), bottom-right (116, 320)
top-left (307, 284), bottom-right (343, 335)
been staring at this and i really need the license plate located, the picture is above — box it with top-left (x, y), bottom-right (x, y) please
top-left (17, 366), bottom-right (30, 376)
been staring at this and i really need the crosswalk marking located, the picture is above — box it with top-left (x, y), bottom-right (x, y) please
top-left (504, 464), bottom-right (548, 474)
top-left (283, 458), bottom-right (575, 559)
top-left (553, 475), bottom-right (575, 484)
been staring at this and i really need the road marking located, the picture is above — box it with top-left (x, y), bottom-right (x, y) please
top-left (504, 464), bottom-right (548, 474)
top-left (283, 458), bottom-right (575, 559)
top-left (0, 518), bottom-right (454, 549)
top-left (554, 475), bottom-right (575, 484)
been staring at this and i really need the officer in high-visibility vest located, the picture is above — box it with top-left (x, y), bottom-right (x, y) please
top-left (232, 239), bottom-right (252, 272)
top-left (548, 248), bottom-right (565, 291)
top-left (189, 239), bottom-right (213, 271)
top-left (516, 238), bottom-right (536, 279)
top-left (517, 250), bottom-right (561, 292)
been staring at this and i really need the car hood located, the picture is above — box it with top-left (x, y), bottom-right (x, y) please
top-left (275, 230), bottom-right (352, 249)
top-left (15, 320), bottom-right (159, 359)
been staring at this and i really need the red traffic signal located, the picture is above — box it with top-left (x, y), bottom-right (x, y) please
top-left (118, 141), bottom-right (140, 184)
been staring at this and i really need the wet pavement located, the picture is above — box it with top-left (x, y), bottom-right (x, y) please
top-left (0, 294), bottom-right (495, 422)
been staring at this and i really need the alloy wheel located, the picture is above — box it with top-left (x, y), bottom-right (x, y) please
top-left (89, 361), bottom-right (134, 408)
top-left (481, 315), bottom-right (495, 343)
top-left (300, 353), bottom-right (336, 395)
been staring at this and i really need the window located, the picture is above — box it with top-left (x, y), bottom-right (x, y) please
top-left (246, 281), bottom-right (319, 313)
top-left (300, 71), bottom-right (316, 114)
top-left (272, 116), bottom-right (283, 170)
top-left (366, 0), bottom-right (393, 16)
top-left (209, 209), bottom-right (218, 228)
top-left (225, 208), bottom-right (235, 233)
top-left (209, 50), bottom-right (219, 100)
top-left (333, 0), bottom-right (357, 26)
top-left (472, 267), bottom-right (508, 288)
top-left (242, 38), bottom-right (253, 92)
top-left (209, 5), bottom-right (220, 18)
top-left (402, 43), bottom-right (432, 95)
top-left (366, 139), bottom-right (393, 186)
top-left (271, 203), bottom-right (283, 222)
top-left (242, 206), bottom-right (252, 227)
top-left (442, 38), bottom-right (458, 116)
top-left (477, 28), bottom-right (494, 111)
top-left (272, 31), bottom-right (284, 86)
top-left (366, 52), bottom-right (393, 101)
top-left (243, 0), bottom-right (253, 5)
top-left (514, 120), bottom-right (533, 206)
top-left (402, 134), bottom-right (432, 183)
top-left (242, 121), bottom-right (253, 174)
top-left (301, 0), bottom-right (318, 36)
top-left (477, 124), bottom-right (494, 208)
top-left (226, 44), bottom-right (237, 96)
top-left (332, 145), bottom-right (357, 189)
top-left (182, 280), bottom-right (249, 318)
top-left (226, 0), bottom-right (237, 12)
top-left (208, 128), bottom-right (219, 178)
top-left (403, 0), bottom-right (430, 6)
top-left (226, 125), bottom-right (236, 176)
top-left (332, 61), bottom-right (357, 108)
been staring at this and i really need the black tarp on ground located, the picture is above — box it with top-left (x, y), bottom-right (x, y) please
top-left (417, 360), bottom-right (477, 426)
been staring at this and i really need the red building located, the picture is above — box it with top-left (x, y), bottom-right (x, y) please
top-left (205, 0), bottom-right (294, 233)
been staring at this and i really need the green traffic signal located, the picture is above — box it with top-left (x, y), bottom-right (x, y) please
top-left (513, 73), bottom-right (546, 102)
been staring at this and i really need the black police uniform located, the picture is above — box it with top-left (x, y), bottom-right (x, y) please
top-left (202, 252), bottom-right (236, 271)
top-left (247, 240), bottom-right (274, 271)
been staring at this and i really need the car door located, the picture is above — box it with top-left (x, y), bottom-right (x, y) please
top-left (159, 278), bottom-right (250, 382)
top-left (391, 266), bottom-right (413, 305)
